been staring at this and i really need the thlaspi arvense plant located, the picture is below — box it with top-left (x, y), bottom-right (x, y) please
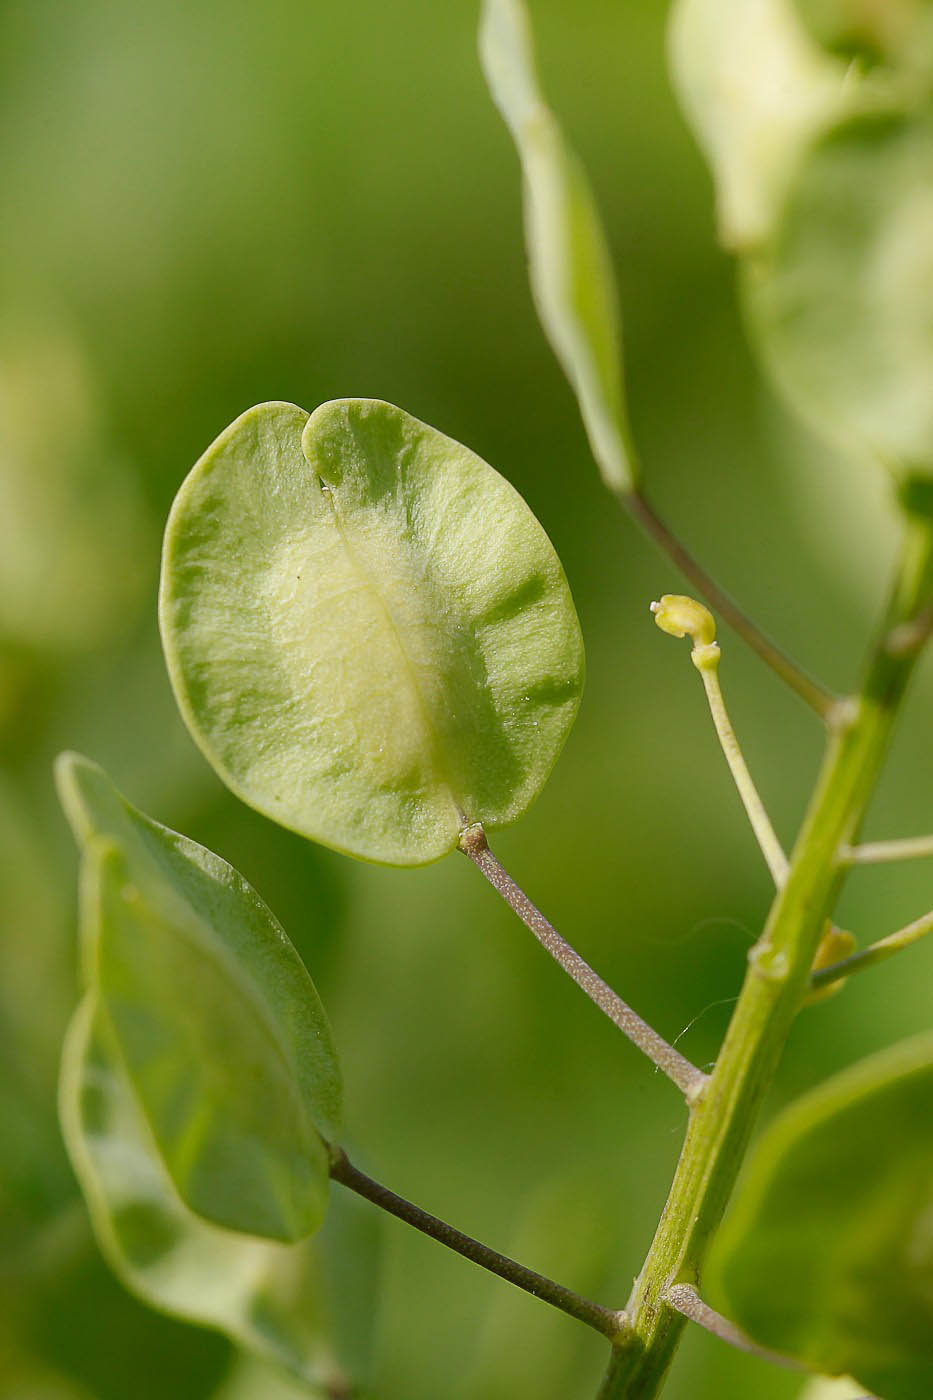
top-left (55, 1), bottom-right (933, 1397)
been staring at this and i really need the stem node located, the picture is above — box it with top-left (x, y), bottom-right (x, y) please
top-left (457, 821), bottom-right (488, 858)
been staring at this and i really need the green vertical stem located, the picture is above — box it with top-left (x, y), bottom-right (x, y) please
top-left (598, 513), bottom-right (933, 1399)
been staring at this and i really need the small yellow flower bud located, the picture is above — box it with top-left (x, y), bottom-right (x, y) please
top-left (650, 595), bottom-right (717, 649)
top-left (805, 922), bottom-right (857, 1004)
top-left (650, 590), bottom-right (788, 886)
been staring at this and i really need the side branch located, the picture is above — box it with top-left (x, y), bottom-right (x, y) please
top-left (698, 662), bottom-right (788, 887)
top-left (627, 490), bottom-right (834, 718)
top-left (328, 1146), bottom-right (623, 1338)
top-left (665, 1284), bottom-right (806, 1372)
top-left (810, 909), bottom-right (933, 990)
top-left (651, 595), bottom-right (788, 887)
top-left (458, 824), bottom-right (706, 1100)
top-left (841, 835), bottom-right (933, 866)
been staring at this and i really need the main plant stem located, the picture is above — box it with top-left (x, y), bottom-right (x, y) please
top-left (599, 514), bottom-right (933, 1399)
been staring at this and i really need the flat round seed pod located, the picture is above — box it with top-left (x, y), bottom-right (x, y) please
top-left (160, 399), bottom-right (584, 866)
top-left (744, 106), bottom-right (933, 481)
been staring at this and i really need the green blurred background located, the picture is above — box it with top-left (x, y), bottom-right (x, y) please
top-left (2, 1), bottom-right (931, 1397)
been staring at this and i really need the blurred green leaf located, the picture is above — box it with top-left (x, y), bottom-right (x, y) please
top-left (668, 0), bottom-right (848, 250)
top-left (210, 1357), bottom-right (337, 1400)
top-left (745, 106), bottom-right (933, 483)
top-left (479, 0), bottom-right (635, 492)
top-left (55, 753), bottom-right (340, 1241)
top-left (796, 1377), bottom-right (877, 1400)
top-left (61, 997), bottom-right (377, 1394)
top-left (159, 398), bottom-right (584, 866)
top-left (792, 0), bottom-right (933, 68)
top-left (1, 1360), bottom-right (98, 1400)
top-left (708, 1032), bottom-right (933, 1400)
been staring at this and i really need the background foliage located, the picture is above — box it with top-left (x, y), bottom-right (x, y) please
top-left (2, 1), bottom-right (931, 1396)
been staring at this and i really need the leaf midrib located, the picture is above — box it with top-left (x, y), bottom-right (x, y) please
top-left (318, 477), bottom-right (468, 827)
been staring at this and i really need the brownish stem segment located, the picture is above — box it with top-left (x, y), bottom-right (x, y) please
top-left (665, 1284), bottom-right (805, 1372)
top-left (328, 1146), bottom-right (623, 1338)
top-left (458, 824), bottom-right (706, 1099)
top-left (627, 490), bottom-right (834, 718)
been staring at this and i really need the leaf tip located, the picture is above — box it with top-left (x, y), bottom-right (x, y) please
top-left (54, 749), bottom-right (104, 844)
